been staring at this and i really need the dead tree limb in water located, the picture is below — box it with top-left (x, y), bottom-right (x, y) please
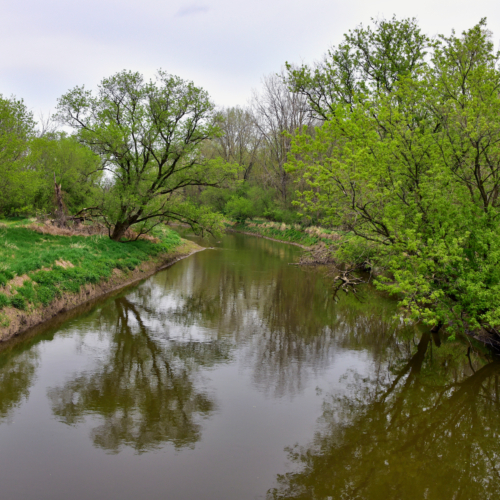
top-left (332, 269), bottom-right (366, 303)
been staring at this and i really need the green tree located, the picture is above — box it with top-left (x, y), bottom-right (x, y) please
top-left (287, 20), bottom-right (500, 342)
top-left (56, 70), bottom-right (237, 240)
top-left (286, 16), bottom-right (429, 119)
top-left (30, 132), bottom-right (101, 215)
top-left (207, 106), bottom-right (261, 181)
top-left (224, 195), bottom-right (255, 222)
top-left (0, 95), bottom-right (37, 215)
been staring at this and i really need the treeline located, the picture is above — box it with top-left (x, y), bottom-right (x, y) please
top-left (0, 70), bottom-right (317, 228)
top-left (191, 71), bottom-right (317, 225)
top-left (2, 16), bottom-right (500, 341)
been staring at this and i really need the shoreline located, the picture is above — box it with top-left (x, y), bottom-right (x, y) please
top-left (225, 228), bottom-right (311, 249)
top-left (0, 240), bottom-right (204, 344)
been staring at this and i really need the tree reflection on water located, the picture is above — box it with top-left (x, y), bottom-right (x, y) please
top-left (47, 296), bottom-right (226, 454)
top-left (0, 345), bottom-right (39, 422)
top-left (268, 333), bottom-right (500, 500)
top-left (2, 234), bottom-right (499, 497)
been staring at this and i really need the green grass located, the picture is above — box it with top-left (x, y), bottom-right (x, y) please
top-left (0, 225), bottom-right (182, 312)
top-left (0, 217), bottom-right (34, 227)
top-left (231, 222), bottom-right (324, 247)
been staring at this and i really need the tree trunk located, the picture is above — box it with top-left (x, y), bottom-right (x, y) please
top-left (111, 221), bottom-right (129, 241)
top-left (54, 173), bottom-right (66, 227)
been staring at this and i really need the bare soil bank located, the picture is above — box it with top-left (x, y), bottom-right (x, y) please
top-left (0, 240), bottom-right (203, 343)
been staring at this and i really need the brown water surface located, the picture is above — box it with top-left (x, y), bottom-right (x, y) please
top-left (0, 233), bottom-right (498, 499)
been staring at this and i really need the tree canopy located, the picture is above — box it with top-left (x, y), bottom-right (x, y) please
top-left (286, 19), bottom-right (500, 342)
top-left (56, 70), bottom-right (238, 240)
top-left (0, 95), bottom-right (37, 214)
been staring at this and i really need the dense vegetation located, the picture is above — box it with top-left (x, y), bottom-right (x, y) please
top-left (2, 16), bottom-right (500, 343)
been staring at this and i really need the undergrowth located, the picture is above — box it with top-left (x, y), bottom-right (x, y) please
top-left (0, 225), bottom-right (182, 312)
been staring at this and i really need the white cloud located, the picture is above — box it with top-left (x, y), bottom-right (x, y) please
top-left (176, 4), bottom-right (210, 17)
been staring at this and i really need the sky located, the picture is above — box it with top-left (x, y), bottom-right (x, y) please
top-left (1, 0), bottom-right (500, 120)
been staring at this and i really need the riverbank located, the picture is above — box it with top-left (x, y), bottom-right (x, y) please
top-left (0, 224), bottom-right (202, 342)
top-left (228, 220), bottom-right (341, 247)
top-left (227, 221), bottom-right (340, 263)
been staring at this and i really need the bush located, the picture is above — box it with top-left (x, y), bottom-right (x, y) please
top-left (10, 295), bottom-right (26, 310)
top-left (0, 293), bottom-right (10, 308)
top-left (263, 208), bottom-right (301, 225)
top-left (225, 196), bottom-right (255, 222)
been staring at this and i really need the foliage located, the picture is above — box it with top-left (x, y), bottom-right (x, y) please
top-left (0, 95), bottom-right (37, 215)
top-left (287, 19), bottom-right (500, 339)
top-left (30, 133), bottom-right (102, 214)
top-left (224, 196), bottom-right (255, 222)
top-left (286, 15), bottom-right (429, 119)
top-left (57, 70), bottom-right (238, 240)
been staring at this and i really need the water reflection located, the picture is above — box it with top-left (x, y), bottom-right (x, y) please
top-left (153, 238), bottom-right (411, 399)
top-left (0, 344), bottom-right (39, 421)
top-left (47, 296), bottom-right (223, 454)
top-left (1, 234), bottom-right (499, 499)
top-left (268, 333), bottom-right (500, 500)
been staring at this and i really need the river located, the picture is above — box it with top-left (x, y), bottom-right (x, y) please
top-left (0, 233), bottom-right (498, 499)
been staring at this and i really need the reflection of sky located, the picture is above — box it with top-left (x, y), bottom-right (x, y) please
top-left (1, 0), bottom-right (499, 118)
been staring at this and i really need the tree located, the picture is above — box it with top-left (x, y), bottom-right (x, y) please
top-left (208, 106), bottom-right (261, 181)
top-left (252, 71), bottom-right (315, 203)
top-left (285, 16), bottom-right (429, 120)
top-left (0, 95), bottom-right (37, 215)
top-left (30, 132), bottom-right (102, 216)
top-left (287, 20), bottom-right (500, 343)
top-left (56, 70), bottom-right (237, 240)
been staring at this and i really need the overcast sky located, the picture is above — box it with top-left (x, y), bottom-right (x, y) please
top-left (2, 0), bottom-right (500, 119)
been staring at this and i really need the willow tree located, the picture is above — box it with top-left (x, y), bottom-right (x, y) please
top-left (57, 70), bottom-right (237, 240)
top-left (287, 20), bottom-right (500, 343)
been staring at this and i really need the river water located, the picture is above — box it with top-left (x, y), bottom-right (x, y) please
top-left (0, 233), bottom-right (498, 499)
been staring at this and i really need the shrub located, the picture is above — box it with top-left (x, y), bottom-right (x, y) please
top-left (10, 295), bottom-right (26, 310)
top-left (225, 196), bottom-right (255, 222)
top-left (0, 293), bottom-right (10, 308)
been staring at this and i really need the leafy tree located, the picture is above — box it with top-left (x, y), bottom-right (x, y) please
top-left (207, 106), bottom-right (261, 181)
top-left (0, 95), bottom-right (37, 215)
top-left (30, 132), bottom-right (101, 215)
top-left (287, 20), bottom-right (500, 342)
top-left (56, 70), bottom-right (238, 240)
top-left (286, 16), bottom-right (429, 119)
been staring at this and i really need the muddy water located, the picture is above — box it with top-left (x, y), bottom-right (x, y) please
top-left (0, 233), bottom-right (498, 499)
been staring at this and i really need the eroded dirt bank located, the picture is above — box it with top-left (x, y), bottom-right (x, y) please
top-left (0, 240), bottom-right (203, 343)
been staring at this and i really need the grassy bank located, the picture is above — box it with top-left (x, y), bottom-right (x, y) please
top-left (0, 224), bottom-right (190, 334)
top-left (228, 220), bottom-right (341, 248)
